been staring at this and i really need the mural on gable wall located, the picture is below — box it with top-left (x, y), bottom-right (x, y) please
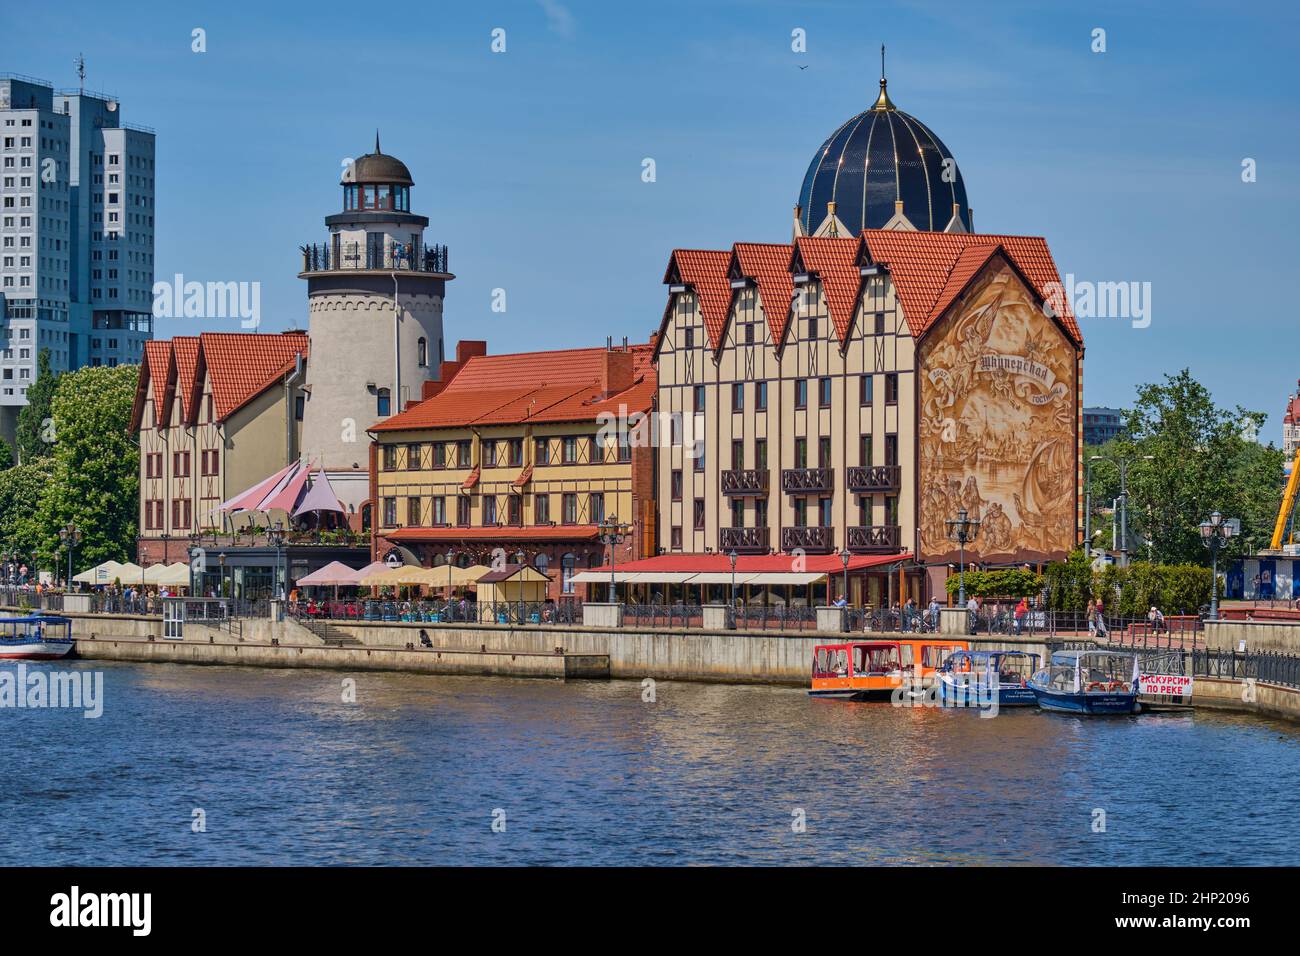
top-left (918, 257), bottom-right (1078, 563)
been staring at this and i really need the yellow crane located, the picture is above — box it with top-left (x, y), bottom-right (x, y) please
top-left (1270, 448), bottom-right (1300, 551)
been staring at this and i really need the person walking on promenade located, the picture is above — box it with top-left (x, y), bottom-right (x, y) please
top-left (1095, 598), bottom-right (1109, 639)
top-left (1013, 597), bottom-right (1029, 636)
top-left (1086, 597), bottom-right (1097, 636)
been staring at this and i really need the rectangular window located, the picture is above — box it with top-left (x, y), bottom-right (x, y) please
top-left (408, 497), bottom-right (422, 525)
top-left (535, 437), bottom-right (549, 465)
top-left (671, 526), bottom-right (683, 550)
top-left (756, 381), bottom-right (768, 411)
top-left (482, 495), bottom-right (497, 525)
top-left (508, 438), bottom-right (524, 467)
top-left (671, 469), bottom-right (683, 501)
top-left (755, 439), bottom-right (767, 471)
top-left (683, 326), bottom-right (695, 349)
top-left (885, 495), bottom-right (899, 526)
top-left (431, 442), bottom-right (446, 469)
top-left (885, 372), bottom-right (899, 405)
top-left (818, 377), bottom-right (832, 408)
top-left (885, 434), bottom-right (899, 467)
top-left (874, 312), bottom-right (886, 336)
top-left (860, 434), bottom-right (873, 466)
top-left (732, 382), bottom-right (744, 412)
top-left (383, 497), bottom-right (397, 526)
top-left (482, 441), bottom-right (497, 467)
top-left (562, 492), bottom-right (578, 524)
top-left (457, 440), bottom-right (472, 468)
top-left (808, 316), bottom-right (818, 341)
top-left (406, 443), bottom-right (422, 470)
top-left (457, 496), bottom-right (471, 526)
top-left (731, 498), bottom-right (744, 528)
top-left (794, 437), bottom-right (807, 469)
top-left (590, 492), bottom-right (605, 525)
top-left (172, 451), bottom-right (190, 477)
top-left (693, 385), bottom-right (706, 413)
top-left (534, 493), bottom-right (550, 524)
top-left (818, 436), bottom-right (832, 468)
top-left (431, 496), bottom-right (446, 525)
top-left (793, 497), bottom-right (808, 527)
top-left (508, 495), bottom-right (523, 526)
top-left (860, 374), bottom-right (873, 406)
top-left (795, 379), bottom-right (807, 409)
top-left (617, 431), bottom-right (632, 462)
top-left (563, 435), bottom-right (578, 464)
top-left (818, 497), bottom-right (833, 527)
top-left (693, 498), bottom-right (705, 531)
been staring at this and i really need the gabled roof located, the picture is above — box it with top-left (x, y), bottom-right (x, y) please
top-left (131, 332), bottom-right (309, 433)
top-left (792, 236), bottom-right (861, 342)
top-left (370, 343), bottom-right (655, 433)
top-left (732, 242), bottom-right (795, 346)
top-left (857, 229), bottom-right (1081, 345)
top-left (663, 249), bottom-right (733, 350)
top-left (199, 332), bottom-right (309, 421)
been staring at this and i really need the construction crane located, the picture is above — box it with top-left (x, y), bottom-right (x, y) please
top-left (1269, 448), bottom-right (1300, 551)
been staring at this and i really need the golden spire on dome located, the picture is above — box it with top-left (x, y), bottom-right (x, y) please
top-left (873, 44), bottom-right (896, 111)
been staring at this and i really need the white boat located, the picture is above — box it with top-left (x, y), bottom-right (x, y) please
top-left (0, 615), bottom-right (75, 661)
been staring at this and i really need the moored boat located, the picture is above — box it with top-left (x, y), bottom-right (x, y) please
top-left (810, 638), bottom-right (970, 700)
top-left (0, 615), bottom-right (75, 661)
top-left (1028, 650), bottom-right (1141, 715)
top-left (938, 650), bottom-right (1040, 707)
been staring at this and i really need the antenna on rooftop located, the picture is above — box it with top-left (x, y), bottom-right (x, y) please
top-left (75, 53), bottom-right (86, 93)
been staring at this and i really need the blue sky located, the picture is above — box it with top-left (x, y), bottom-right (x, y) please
top-left (5, 1), bottom-right (1298, 436)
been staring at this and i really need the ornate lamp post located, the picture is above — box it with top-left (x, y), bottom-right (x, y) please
top-left (729, 549), bottom-right (739, 607)
top-left (58, 523), bottom-right (82, 591)
top-left (218, 552), bottom-right (228, 599)
top-left (944, 508), bottom-right (980, 606)
top-left (1200, 511), bottom-right (1236, 621)
top-left (267, 521), bottom-right (287, 601)
top-left (840, 549), bottom-right (851, 632)
top-left (1089, 454), bottom-right (1154, 566)
top-left (598, 514), bottom-right (630, 604)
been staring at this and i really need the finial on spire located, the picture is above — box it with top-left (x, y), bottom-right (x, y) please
top-left (873, 43), bottom-right (896, 111)
top-left (375, 130), bottom-right (381, 154)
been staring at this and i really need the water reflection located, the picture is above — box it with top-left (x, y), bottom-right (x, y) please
top-left (1, 661), bottom-right (1297, 865)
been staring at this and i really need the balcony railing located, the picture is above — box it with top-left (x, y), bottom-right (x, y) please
top-left (781, 526), bottom-right (833, 554)
top-left (721, 469), bottom-right (769, 496)
top-left (847, 524), bottom-right (902, 554)
top-left (846, 464), bottom-right (901, 493)
top-left (719, 526), bottom-right (770, 554)
top-left (300, 240), bottom-right (449, 274)
top-left (781, 467), bottom-right (834, 494)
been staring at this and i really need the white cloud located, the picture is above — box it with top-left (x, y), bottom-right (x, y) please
top-left (538, 0), bottom-right (575, 39)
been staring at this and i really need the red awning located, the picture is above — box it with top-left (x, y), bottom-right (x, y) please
top-left (512, 464), bottom-right (534, 488)
top-left (461, 466), bottom-right (481, 490)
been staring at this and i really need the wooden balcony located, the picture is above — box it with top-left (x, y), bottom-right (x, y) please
top-left (781, 526), bottom-right (834, 554)
top-left (846, 464), bottom-right (901, 493)
top-left (721, 469), bottom-right (769, 496)
top-left (719, 526), bottom-right (770, 554)
top-left (847, 525), bottom-right (902, 554)
top-left (780, 467), bottom-right (834, 494)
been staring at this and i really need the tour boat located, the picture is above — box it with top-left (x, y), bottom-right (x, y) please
top-left (809, 638), bottom-right (970, 700)
top-left (937, 650), bottom-right (1040, 707)
top-left (1027, 650), bottom-right (1142, 715)
top-left (0, 614), bottom-right (75, 661)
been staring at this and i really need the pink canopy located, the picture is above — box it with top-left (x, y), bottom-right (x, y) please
top-left (261, 464), bottom-right (312, 513)
top-left (296, 561), bottom-right (361, 587)
top-left (214, 461), bottom-right (301, 515)
top-left (293, 469), bottom-right (347, 516)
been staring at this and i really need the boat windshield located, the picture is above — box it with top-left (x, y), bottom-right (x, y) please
top-left (1041, 653), bottom-right (1137, 693)
top-left (992, 653), bottom-right (1038, 685)
top-left (812, 646), bottom-right (851, 678)
top-left (854, 644), bottom-right (901, 675)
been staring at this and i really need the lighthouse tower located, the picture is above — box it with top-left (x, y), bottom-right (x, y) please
top-left (298, 135), bottom-right (452, 511)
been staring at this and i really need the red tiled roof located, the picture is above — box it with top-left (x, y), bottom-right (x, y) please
top-left (793, 236), bottom-right (861, 343)
top-left (371, 343), bottom-right (655, 432)
top-left (664, 249), bottom-right (733, 350)
top-left (592, 552), bottom-right (909, 574)
top-left (134, 340), bottom-right (175, 430)
top-left (199, 332), bottom-right (309, 421)
top-left (172, 336), bottom-right (201, 420)
top-left (732, 242), bottom-right (795, 346)
top-left (858, 229), bottom-right (1081, 345)
top-left (387, 526), bottom-right (601, 542)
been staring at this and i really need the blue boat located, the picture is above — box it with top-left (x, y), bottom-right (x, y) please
top-left (1028, 650), bottom-right (1142, 715)
top-left (0, 614), bottom-right (74, 661)
top-left (937, 650), bottom-right (1040, 708)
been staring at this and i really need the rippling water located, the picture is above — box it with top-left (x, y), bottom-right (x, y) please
top-left (2, 660), bottom-right (1298, 865)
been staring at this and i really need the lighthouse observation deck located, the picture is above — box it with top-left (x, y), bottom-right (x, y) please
top-left (299, 240), bottom-right (449, 277)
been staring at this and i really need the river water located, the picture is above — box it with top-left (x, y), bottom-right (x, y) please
top-left (2, 660), bottom-right (1297, 865)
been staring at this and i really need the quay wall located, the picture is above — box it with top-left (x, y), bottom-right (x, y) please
top-left (1205, 619), bottom-right (1300, 655)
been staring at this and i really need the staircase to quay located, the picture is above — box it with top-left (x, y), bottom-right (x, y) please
top-left (297, 618), bottom-right (362, 647)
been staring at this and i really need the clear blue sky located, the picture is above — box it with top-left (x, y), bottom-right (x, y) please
top-left (5, 1), bottom-right (1298, 436)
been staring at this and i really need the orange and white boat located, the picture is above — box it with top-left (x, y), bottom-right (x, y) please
top-left (809, 638), bottom-right (970, 700)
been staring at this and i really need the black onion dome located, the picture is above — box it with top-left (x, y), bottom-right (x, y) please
top-left (797, 78), bottom-right (970, 234)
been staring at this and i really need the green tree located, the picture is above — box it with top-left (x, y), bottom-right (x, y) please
top-left (15, 347), bottom-right (60, 463)
top-left (30, 364), bottom-right (140, 569)
top-left (1086, 370), bottom-right (1281, 566)
top-left (0, 461), bottom-right (50, 560)
top-left (0, 436), bottom-right (12, 470)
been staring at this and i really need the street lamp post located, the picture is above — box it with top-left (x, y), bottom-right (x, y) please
top-left (729, 549), bottom-right (739, 606)
top-left (267, 522), bottom-right (287, 602)
top-left (1090, 454), bottom-right (1154, 567)
top-left (598, 515), bottom-right (630, 604)
top-left (58, 523), bottom-right (82, 591)
top-left (1200, 511), bottom-right (1236, 620)
top-left (944, 508), bottom-right (980, 606)
top-left (840, 549), bottom-right (850, 633)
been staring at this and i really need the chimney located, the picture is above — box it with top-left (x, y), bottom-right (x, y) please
top-left (601, 349), bottom-right (635, 397)
top-left (456, 340), bottom-right (488, 363)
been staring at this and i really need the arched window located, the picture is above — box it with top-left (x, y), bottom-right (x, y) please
top-left (535, 553), bottom-right (549, 577)
top-left (360, 503), bottom-right (372, 531)
top-left (417, 337), bottom-right (427, 367)
top-left (561, 553), bottom-right (577, 594)
top-left (376, 388), bottom-right (391, 417)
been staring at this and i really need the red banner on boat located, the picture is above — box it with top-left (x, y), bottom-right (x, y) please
top-left (1139, 674), bottom-right (1194, 697)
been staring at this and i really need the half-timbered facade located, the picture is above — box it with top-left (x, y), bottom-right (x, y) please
top-left (369, 340), bottom-right (656, 600)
